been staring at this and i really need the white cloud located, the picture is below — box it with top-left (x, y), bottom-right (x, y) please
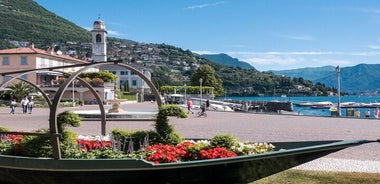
top-left (185, 1), bottom-right (226, 10)
top-left (367, 45), bottom-right (380, 49)
top-left (192, 50), bottom-right (217, 55)
top-left (107, 30), bottom-right (124, 37)
top-left (274, 34), bottom-right (316, 41)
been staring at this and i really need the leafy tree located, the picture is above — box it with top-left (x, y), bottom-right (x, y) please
top-left (1, 82), bottom-right (36, 101)
top-left (190, 65), bottom-right (223, 95)
top-left (79, 71), bottom-right (118, 83)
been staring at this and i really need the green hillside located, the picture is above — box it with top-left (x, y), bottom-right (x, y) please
top-left (200, 54), bottom-right (255, 69)
top-left (0, 0), bottom-right (90, 49)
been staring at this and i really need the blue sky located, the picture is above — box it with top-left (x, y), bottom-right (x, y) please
top-left (34, 0), bottom-right (380, 71)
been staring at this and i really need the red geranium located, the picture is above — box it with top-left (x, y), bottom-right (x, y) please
top-left (200, 147), bottom-right (237, 159)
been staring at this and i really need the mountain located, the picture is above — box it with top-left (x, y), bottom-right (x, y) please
top-left (273, 64), bottom-right (380, 93)
top-left (0, 0), bottom-right (90, 48)
top-left (271, 66), bottom-right (336, 81)
top-left (316, 64), bottom-right (380, 93)
top-left (200, 54), bottom-right (255, 69)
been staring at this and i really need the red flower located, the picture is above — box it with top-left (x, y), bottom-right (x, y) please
top-left (200, 147), bottom-right (237, 159)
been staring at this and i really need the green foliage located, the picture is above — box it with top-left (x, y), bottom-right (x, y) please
top-left (200, 53), bottom-right (255, 69)
top-left (79, 71), bottom-right (118, 83)
top-left (20, 129), bottom-right (78, 158)
top-left (185, 141), bottom-right (211, 160)
top-left (210, 134), bottom-right (238, 149)
top-left (0, 82), bottom-right (36, 101)
top-left (19, 129), bottom-right (52, 157)
top-left (57, 111), bottom-right (81, 133)
top-left (0, 0), bottom-right (91, 49)
top-left (191, 65), bottom-right (224, 96)
top-left (160, 85), bottom-right (214, 95)
top-left (0, 127), bottom-right (10, 132)
top-left (155, 105), bottom-right (187, 145)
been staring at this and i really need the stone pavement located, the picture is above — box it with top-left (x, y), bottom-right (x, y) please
top-left (0, 102), bottom-right (379, 172)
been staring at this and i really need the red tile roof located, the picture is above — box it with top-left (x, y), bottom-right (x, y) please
top-left (0, 47), bottom-right (89, 64)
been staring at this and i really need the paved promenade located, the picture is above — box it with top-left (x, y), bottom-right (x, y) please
top-left (0, 102), bottom-right (379, 173)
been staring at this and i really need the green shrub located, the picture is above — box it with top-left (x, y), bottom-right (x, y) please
top-left (210, 134), bottom-right (238, 149)
top-left (0, 127), bottom-right (10, 132)
top-left (155, 105), bottom-right (187, 145)
top-left (57, 110), bottom-right (81, 133)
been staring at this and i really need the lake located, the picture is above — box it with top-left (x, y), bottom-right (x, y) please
top-left (216, 95), bottom-right (380, 118)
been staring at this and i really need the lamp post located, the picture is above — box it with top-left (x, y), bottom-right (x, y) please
top-left (184, 83), bottom-right (187, 102)
top-left (336, 65), bottom-right (341, 116)
top-left (72, 80), bottom-right (75, 107)
top-left (199, 78), bottom-right (203, 106)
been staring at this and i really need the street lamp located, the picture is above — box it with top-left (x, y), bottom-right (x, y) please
top-left (72, 80), bottom-right (75, 107)
top-left (199, 78), bottom-right (203, 105)
top-left (184, 83), bottom-right (187, 102)
top-left (336, 65), bottom-right (341, 116)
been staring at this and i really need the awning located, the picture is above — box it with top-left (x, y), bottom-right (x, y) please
top-left (36, 71), bottom-right (63, 76)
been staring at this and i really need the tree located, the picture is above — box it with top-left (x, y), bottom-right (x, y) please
top-left (1, 82), bottom-right (36, 101)
top-left (190, 65), bottom-right (223, 95)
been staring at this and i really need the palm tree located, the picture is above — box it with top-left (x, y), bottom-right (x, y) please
top-left (2, 82), bottom-right (36, 101)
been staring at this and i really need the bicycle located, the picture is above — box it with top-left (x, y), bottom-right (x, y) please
top-left (196, 110), bottom-right (207, 117)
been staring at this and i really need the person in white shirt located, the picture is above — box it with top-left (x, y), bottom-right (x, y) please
top-left (20, 96), bottom-right (29, 114)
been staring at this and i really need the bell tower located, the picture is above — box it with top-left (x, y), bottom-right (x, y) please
top-left (91, 17), bottom-right (107, 62)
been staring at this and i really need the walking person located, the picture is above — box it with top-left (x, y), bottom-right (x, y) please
top-left (27, 98), bottom-right (34, 114)
top-left (365, 109), bottom-right (370, 118)
top-left (354, 109), bottom-right (361, 118)
top-left (187, 99), bottom-right (193, 114)
top-left (9, 99), bottom-right (17, 114)
top-left (206, 99), bottom-right (210, 110)
top-left (374, 108), bottom-right (379, 119)
top-left (20, 96), bottom-right (29, 114)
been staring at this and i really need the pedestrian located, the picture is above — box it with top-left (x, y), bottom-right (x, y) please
top-left (374, 108), bottom-right (379, 119)
top-left (365, 109), bottom-right (370, 118)
top-left (354, 109), bottom-right (360, 118)
top-left (20, 96), bottom-right (29, 114)
top-left (206, 99), bottom-right (210, 110)
top-left (9, 99), bottom-right (17, 114)
top-left (187, 99), bottom-right (193, 114)
top-left (27, 98), bottom-right (34, 114)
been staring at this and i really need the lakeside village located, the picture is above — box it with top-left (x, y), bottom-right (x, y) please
top-left (163, 87), bottom-right (380, 119)
top-left (1, 17), bottom-right (378, 119)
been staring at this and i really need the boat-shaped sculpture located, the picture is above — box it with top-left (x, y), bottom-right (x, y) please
top-left (0, 139), bottom-right (377, 184)
top-left (0, 64), bottom-right (378, 184)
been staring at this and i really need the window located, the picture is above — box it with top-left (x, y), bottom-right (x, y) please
top-left (96, 34), bottom-right (102, 42)
top-left (131, 71), bottom-right (137, 75)
top-left (20, 56), bottom-right (27, 65)
top-left (2, 56), bottom-right (9, 65)
top-left (120, 71), bottom-right (125, 75)
top-left (21, 74), bottom-right (27, 80)
top-left (2, 76), bottom-right (10, 82)
top-left (132, 80), bottom-right (137, 86)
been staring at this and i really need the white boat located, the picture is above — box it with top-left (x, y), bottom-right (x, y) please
top-left (209, 104), bottom-right (234, 112)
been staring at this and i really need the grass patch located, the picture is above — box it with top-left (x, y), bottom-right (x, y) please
top-left (118, 94), bottom-right (136, 100)
top-left (252, 169), bottom-right (380, 184)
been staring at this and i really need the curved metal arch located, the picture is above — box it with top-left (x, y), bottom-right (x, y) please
top-left (4, 76), bottom-right (52, 107)
top-left (49, 62), bottom-right (162, 159)
top-left (0, 69), bottom-right (106, 134)
top-left (0, 71), bottom-right (54, 107)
